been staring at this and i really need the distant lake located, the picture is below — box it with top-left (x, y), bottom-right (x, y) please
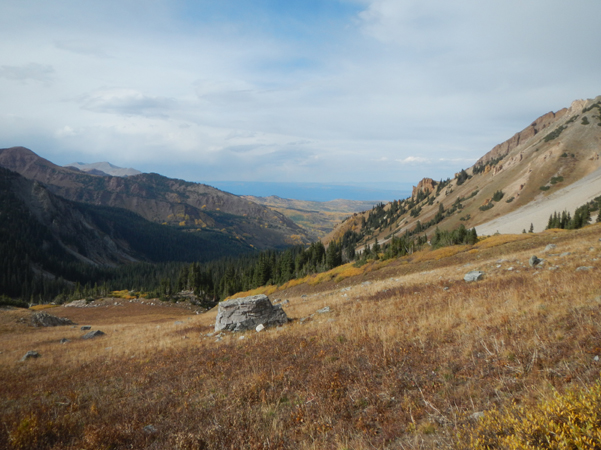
top-left (208, 181), bottom-right (413, 202)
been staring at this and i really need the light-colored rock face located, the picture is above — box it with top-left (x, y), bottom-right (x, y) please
top-left (412, 178), bottom-right (437, 199)
top-left (215, 294), bottom-right (288, 332)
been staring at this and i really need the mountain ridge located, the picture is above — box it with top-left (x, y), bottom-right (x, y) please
top-left (324, 95), bottom-right (601, 250)
top-left (0, 147), bottom-right (311, 250)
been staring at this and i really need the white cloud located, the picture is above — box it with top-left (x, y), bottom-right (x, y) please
top-left (0, 1), bottom-right (600, 186)
top-left (0, 63), bottom-right (54, 83)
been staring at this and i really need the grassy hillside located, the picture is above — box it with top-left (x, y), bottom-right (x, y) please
top-left (1, 224), bottom-right (601, 448)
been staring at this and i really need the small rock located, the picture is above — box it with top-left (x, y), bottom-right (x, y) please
top-left (239, 336), bottom-right (245, 340)
top-left (82, 330), bottom-right (105, 339)
top-left (317, 306), bottom-right (330, 314)
top-left (507, 267), bottom-right (513, 271)
top-left (281, 300), bottom-right (289, 306)
top-left (544, 244), bottom-right (557, 252)
top-left (529, 256), bottom-right (542, 267)
top-left (81, 326), bottom-right (91, 331)
top-left (174, 321), bottom-right (183, 325)
top-left (576, 266), bottom-right (594, 272)
top-left (470, 411), bottom-right (485, 421)
top-left (300, 317), bottom-right (309, 323)
top-left (206, 332), bottom-right (214, 337)
top-left (256, 324), bottom-right (265, 332)
top-left (143, 425), bottom-right (157, 434)
top-left (60, 338), bottom-right (70, 344)
top-left (301, 295), bottom-right (307, 298)
top-left (362, 281), bottom-right (372, 286)
top-left (560, 252), bottom-right (571, 257)
top-left (443, 287), bottom-right (449, 291)
top-left (464, 271), bottom-right (484, 282)
top-left (20, 350), bottom-right (41, 361)
top-left (594, 355), bottom-right (599, 362)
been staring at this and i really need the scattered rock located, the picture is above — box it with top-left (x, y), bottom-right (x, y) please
top-left (214, 294), bottom-right (288, 333)
top-left (256, 324), bottom-right (265, 332)
top-left (81, 326), bottom-right (91, 331)
top-left (281, 300), bottom-right (289, 306)
top-left (174, 321), bottom-right (183, 325)
top-left (82, 330), bottom-right (105, 339)
top-left (544, 244), bottom-right (557, 252)
top-left (143, 425), bottom-right (157, 434)
top-left (560, 252), bottom-right (571, 257)
top-left (317, 306), bottom-right (331, 314)
top-left (239, 336), bottom-right (245, 340)
top-left (576, 266), bottom-right (594, 272)
top-left (301, 295), bottom-right (307, 298)
top-left (362, 281), bottom-right (372, 286)
top-left (443, 287), bottom-right (449, 291)
top-left (20, 350), bottom-right (41, 361)
top-left (63, 300), bottom-right (88, 308)
top-left (507, 267), bottom-right (514, 271)
top-left (60, 338), bottom-right (70, 344)
top-left (594, 356), bottom-right (599, 362)
top-left (470, 411), bottom-right (485, 421)
top-left (464, 271), bottom-right (484, 282)
top-left (31, 312), bottom-right (75, 327)
top-left (529, 256), bottom-right (542, 267)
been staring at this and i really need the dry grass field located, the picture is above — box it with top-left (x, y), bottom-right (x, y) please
top-left (2, 225), bottom-right (601, 449)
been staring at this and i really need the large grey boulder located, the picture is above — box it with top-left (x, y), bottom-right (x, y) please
top-left (464, 271), bottom-right (484, 282)
top-left (31, 312), bottom-right (75, 327)
top-left (215, 294), bottom-right (288, 332)
top-left (529, 255), bottom-right (542, 267)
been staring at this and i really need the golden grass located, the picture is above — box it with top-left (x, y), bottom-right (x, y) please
top-left (1, 225), bottom-right (601, 449)
top-left (28, 304), bottom-right (60, 311)
top-left (474, 233), bottom-right (531, 249)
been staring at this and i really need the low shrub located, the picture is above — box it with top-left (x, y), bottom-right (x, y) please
top-left (460, 378), bottom-right (601, 449)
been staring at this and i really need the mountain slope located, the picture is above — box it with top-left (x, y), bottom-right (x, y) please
top-left (0, 147), bottom-right (311, 249)
top-left (0, 166), bottom-right (254, 298)
top-left (65, 161), bottom-right (142, 177)
top-left (325, 95), bottom-right (601, 249)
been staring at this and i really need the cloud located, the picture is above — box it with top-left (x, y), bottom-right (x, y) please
top-left (0, 63), bottom-right (55, 83)
top-left (79, 89), bottom-right (178, 118)
top-left (398, 156), bottom-right (429, 164)
top-left (55, 40), bottom-right (110, 58)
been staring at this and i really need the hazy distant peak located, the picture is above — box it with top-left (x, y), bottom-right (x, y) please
top-left (65, 161), bottom-right (142, 177)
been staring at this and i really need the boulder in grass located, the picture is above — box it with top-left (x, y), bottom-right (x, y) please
top-left (215, 294), bottom-right (288, 332)
top-left (529, 255), bottom-right (542, 267)
top-left (31, 312), bottom-right (75, 327)
top-left (464, 271), bottom-right (484, 282)
top-left (82, 330), bottom-right (105, 339)
top-left (20, 351), bottom-right (41, 361)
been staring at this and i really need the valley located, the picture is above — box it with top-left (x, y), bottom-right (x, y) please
top-left (2, 224), bottom-right (600, 448)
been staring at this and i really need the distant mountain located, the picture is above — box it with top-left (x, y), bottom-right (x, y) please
top-left (0, 147), bottom-right (311, 250)
top-left (65, 161), bottom-right (142, 177)
top-left (244, 195), bottom-right (378, 240)
top-left (325, 95), bottom-right (601, 249)
top-left (0, 166), bottom-right (253, 298)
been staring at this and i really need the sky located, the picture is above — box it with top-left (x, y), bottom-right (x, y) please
top-left (1, 0), bottom-right (600, 188)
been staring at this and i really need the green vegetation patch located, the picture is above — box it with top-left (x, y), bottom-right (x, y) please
top-left (543, 125), bottom-right (567, 142)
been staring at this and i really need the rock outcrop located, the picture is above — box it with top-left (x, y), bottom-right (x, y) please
top-left (476, 109), bottom-right (568, 167)
top-left (412, 178), bottom-right (437, 199)
top-left (215, 294), bottom-right (288, 332)
top-left (31, 312), bottom-right (75, 327)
